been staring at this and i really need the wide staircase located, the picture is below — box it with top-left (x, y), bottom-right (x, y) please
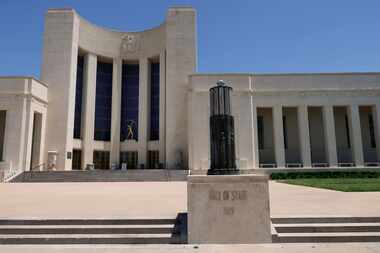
top-left (1, 216), bottom-right (380, 244)
top-left (272, 216), bottom-right (380, 243)
top-left (11, 169), bottom-right (188, 183)
top-left (0, 215), bottom-right (187, 244)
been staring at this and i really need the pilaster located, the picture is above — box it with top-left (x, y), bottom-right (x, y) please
top-left (298, 105), bottom-right (312, 167)
top-left (159, 51), bottom-right (166, 166)
top-left (138, 58), bottom-right (149, 167)
top-left (252, 103), bottom-right (260, 169)
top-left (347, 105), bottom-right (364, 167)
top-left (273, 106), bottom-right (285, 168)
top-left (41, 9), bottom-right (79, 170)
top-left (110, 58), bottom-right (122, 167)
top-left (165, 7), bottom-right (197, 169)
top-left (82, 53), bottom-right (97, 169)
top-left (322, 105), bottom-right (338, 167)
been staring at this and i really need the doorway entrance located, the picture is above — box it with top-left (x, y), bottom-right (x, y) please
top-left (72, 149), bottom-right (82, 170)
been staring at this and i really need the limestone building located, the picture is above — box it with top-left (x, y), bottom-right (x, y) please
top-left (1, 7), bottom-right (380, 176)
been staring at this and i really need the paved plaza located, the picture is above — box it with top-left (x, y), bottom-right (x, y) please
top-left (1, 181), bottom-right (380, 252)
top-left (0, 243), bottom-right (380, 253)
top-left (271, 181), bottom-right (380, 217)
top-left (1, 181), bottom-right (380, 219)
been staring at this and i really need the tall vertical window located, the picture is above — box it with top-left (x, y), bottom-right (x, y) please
top-left (74, 55), bottom-right (84, 139)
top-left (345, 114), bottom-right (351, 148)
top-left (0, 110), bottom-right (6, 161)
top-left (150, 62), bottom-right (160, 141)
top-left (94, 61), bottom-right (113, 141)
top-left (369, 114), bottom-right (376, 148)
top-left (121, 64), bottom-right (139, 141)
top-left (283, 116), bottom-right (288, 149)
top-left (257, 116), bottom-right (264, 149)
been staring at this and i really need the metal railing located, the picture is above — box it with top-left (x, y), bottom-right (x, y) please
top-left (3, 167), bottom-right (24, 182)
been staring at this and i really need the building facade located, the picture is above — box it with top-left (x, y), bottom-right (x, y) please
top-left (0, 7), bottom-right (380, 176)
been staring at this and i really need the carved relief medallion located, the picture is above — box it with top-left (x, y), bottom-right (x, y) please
top-left (121, 34), bottom-right (140, 56)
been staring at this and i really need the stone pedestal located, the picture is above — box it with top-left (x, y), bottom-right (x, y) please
top-left (187, 174), bottom-right (271, 244)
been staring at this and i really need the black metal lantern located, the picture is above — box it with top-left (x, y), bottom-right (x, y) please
top-left (208, 80), bottom-right (238, 175)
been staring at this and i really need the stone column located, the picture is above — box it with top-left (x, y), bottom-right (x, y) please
top-left (252, 103), bottom-right (260, 169)
top-left (347, 105), bottom-right (364, 167)
top-left (298, 105), bottom-right (312, 167)
top-left (138, 58), bottom-right (149, 167)
top-left (110, 58), bottom-right (122, 168)
top-left (273, 106), bottom-right (285, 168)
top-left (23, 97), bottom-right (34, 171)
top-left (82, 53), bottom-right (97, 169)
top-left (371, 104), bottom-right (380, 161)
top-left (322, 105), bottom-right (338, 167)
top-left (159, 51), bottom-right (166, 166)
top-left (39, 109), bottom-right (47, 170)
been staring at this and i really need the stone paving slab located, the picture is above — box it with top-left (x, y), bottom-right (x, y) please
top-left (0, 182), bottom-right (187, 219)
top-left (0, 181), bottom-right (380, 218)
top-left (0, 243), bottom-right (380, 253)
top-left (270, 181), bottom-right (380, 217)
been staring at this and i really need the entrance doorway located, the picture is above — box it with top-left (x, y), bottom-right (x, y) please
top-left (72, 149), bottom-right (82, 170)
top-left (120, 151), bottom-right (138, 169)
top-left (148, 150), bottom-right (159, 169)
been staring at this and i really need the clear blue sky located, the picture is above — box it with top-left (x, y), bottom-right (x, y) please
top-left (1, 0), bottom-right (380, 77)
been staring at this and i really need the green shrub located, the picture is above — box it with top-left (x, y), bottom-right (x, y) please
top-left (270, 171), bottom-right (380, 180)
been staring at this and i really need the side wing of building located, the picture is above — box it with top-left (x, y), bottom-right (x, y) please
top-left (188, 73), bottom-right (380, 172)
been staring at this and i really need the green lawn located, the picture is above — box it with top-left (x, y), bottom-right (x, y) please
top-left (279, 178), bottom-right (380, 192)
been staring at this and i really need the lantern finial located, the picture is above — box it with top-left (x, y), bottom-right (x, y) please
top-left (216, 80), bottom-right (225, 86)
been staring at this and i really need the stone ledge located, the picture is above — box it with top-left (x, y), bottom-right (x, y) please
top-left (188, 174), bottom-right (269, 183)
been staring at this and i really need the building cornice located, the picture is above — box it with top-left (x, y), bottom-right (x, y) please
top-left (0, 93), bottom-right (48, 105)
top-left (251, 88), bottom-right (380, 97)
top-left (0, 76), bottom-right (49, 88)
top-left (191, 87), bottom-right (380, 97)
top-left (190, 72), bottom-right (380, 77)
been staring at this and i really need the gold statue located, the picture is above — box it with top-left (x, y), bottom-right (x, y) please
top-left (126, 120), bottom-right (136, 140)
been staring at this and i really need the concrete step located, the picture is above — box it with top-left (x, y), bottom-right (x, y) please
top-left (0, 217), bottom-right (187, 245)
top-left (274, 232), bottom-right (380, 243)
top-left (271, 217), bottom-right (380, 243)
top-left (12, 170), bottom-right (188, 182)
top-left (271, 216), bottom-right (380, 224)
top-left (0, 233), bottom-right (173, 244)
top-left (0, 219), bottom-right (176, 225)
top-left (274, 223), bottom-right (380, 233)
top-left (0, 224), bottom-right (174, 234)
